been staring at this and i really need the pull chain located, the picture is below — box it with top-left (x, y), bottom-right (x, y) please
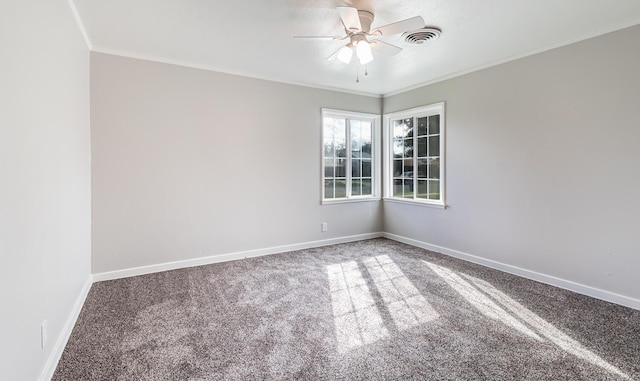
top-left (356, 61), bottom-right (360, 83)
top-left (365, 65), bottom-right (368, 76)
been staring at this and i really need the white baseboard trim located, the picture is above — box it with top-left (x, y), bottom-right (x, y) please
top-left (382, 232), bottom-right (640, 311)
top-left (93, 232), bottom-right (384, 282)
top-left (39, 274), bottom-right (93, 381)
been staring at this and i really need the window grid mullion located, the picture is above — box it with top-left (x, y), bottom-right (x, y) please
top-left (346, 118), bottom-right (352, 198)
top-left (332, 130), bottom-right (337, 198)
top-left (413, 116), bottom-right (418, 200)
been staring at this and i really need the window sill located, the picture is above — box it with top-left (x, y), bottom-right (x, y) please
top-left (382, 197), bottom-right (447, 209)
top-left (322, 197), bottom-right (381, 205)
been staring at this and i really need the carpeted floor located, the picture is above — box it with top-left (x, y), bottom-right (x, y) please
top-left (53, 238), bottom-right (640, 380)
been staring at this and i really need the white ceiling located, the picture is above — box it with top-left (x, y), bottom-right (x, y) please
top-left (72, 0), bottom-right (640, 96)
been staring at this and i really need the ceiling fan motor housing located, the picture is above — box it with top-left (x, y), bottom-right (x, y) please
top-left (356, 10), bottom-right (374, 33)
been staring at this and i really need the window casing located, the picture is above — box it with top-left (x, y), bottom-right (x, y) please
top-left (383, 103), bottom-right (445, 207)
top-left (322, 109), bottom-right (381, 204)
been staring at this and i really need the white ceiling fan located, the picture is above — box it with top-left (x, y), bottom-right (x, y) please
top-left (294, 6), bottom-right (426, 65)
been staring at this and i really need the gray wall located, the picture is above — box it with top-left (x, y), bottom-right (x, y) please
top-left (91, 53), bottom-right (382, 273)
top-left (0, 1), bottom-right (91, 380)
top-left (383, 25), bottom-right (640, 301)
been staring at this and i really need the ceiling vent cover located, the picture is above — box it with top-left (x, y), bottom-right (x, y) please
top-left (402, 27), bottom-right (441, 45)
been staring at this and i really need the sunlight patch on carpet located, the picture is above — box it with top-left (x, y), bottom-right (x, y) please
top-left (461, 272), bottom-right (630, 380)
top-left (424, 261), bottom-right (543, 341)
top-left (328, 255), bottom-right (438, 352)
top-left (424, 260), bottom-right (629, 379)
top-left (362, 255), bottom-right (439, 330)
top-left (327, 261), bottom-right (388, 352)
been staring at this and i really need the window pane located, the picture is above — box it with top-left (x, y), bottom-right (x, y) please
top-left (362, 179), bottom-right (372, 195)
top-left (393, 120), bottom-right (404, 137)
top-left (362, 160), bottom-right (371, 177)
top-left (403, 160), bottom-right (414, 176)
top-left (361, 121), bottom-right (371, 138)
top-left (352, 179), bottom-right (362, 196)
top-left (428, 135), bottom-right (440, 157)
top-left (428, 158), bottom-right (440, 179)
top-left (393, 178), bottom-right (403, 197)
top-left (351, 122), bottom-right (361, 158)
top-left (393, 137), bottom-right (403, 158)
top-left (417, 180), bottom-right (428, 199)
top-left (428, 180), bottom-right (440, 200)
top-left (428, 115), bottom-right (440, 135)
top-left (404, 118), bottom-right (414, 137)
top-left (417, 137), bottom-right (427, 157)
top-left (417, 117), bottom-right (427, 136)
top-left (417, 158), bottom-right (428, 179)
top-left (335, 180), bottom-right (347, 198)
top-left (403, 138), bottom-right (413, 158)
top-left (324, 159), bottom-right (334, 178)
top-left (336, 158), bottom-right (346, 177)
top-left (335, 120), bottom-right (346, 158)
top-left (323, 117), bottom-right (336, 139)
top-left (361, 122), bottom-right (372, 156)
top-left (403, 180), bottom-right (414, 199)
top-left (352, 159), bottom-right (361, 177)
top-left (335, 118), bottom-right (346, 134)
top-left (393, 159), bottom-right (403, 177)
top-left (336, 141), bottom-right (346, 158)
top-left (324, 180), bottom-right (334, 199)
top-left (362, 141), bottom-right (371, 156)
top-left (324, 139), bottom-right (334, 157)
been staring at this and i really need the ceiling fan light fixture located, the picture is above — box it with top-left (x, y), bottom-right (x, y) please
top-left (337, 45), bottom-right (354, 64)
top-left (296, 6), bottom-right (424, 73)
top-left (356, 41), bottom-right (373, 65)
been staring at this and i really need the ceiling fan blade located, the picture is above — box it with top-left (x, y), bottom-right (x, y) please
top-left (293, 36), bottom-right (342, 41)
top-left (372, 16), bottom-right (425, 36)
top-left (326, 45), bottom-right (344, 61)
top-left (370, 40), bottom-right (403, 56)
top-left (337, 6), bottom-right (361, 32)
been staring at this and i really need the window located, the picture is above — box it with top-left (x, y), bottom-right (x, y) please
top-left (322, 109), bottom-right (380, 203)
top-left (383, 103), bottom-right (445, 207)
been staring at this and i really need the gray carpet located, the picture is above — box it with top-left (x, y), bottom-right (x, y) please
top-left (53, 238), bottom-right (640, 380)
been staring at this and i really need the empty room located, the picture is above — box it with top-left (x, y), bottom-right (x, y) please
top-left (2, 0), bottom-right (640, 380)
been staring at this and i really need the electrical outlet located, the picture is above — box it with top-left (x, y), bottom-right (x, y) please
top-left (321, 222), bottom-right (328, 232)
top-left (41, 321), bottom-right (48, 349)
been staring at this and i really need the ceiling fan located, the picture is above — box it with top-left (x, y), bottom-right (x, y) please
top-left (294, 6), bottom-right (426, 65)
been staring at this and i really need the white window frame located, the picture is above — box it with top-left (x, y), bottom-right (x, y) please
top-left (383, 102), bottom-right (446, 208)
top-left (322, 108), bottom-right (381, 204)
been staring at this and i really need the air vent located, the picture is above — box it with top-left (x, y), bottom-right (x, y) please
top-left (402, 27), bottom-right (441, 45)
